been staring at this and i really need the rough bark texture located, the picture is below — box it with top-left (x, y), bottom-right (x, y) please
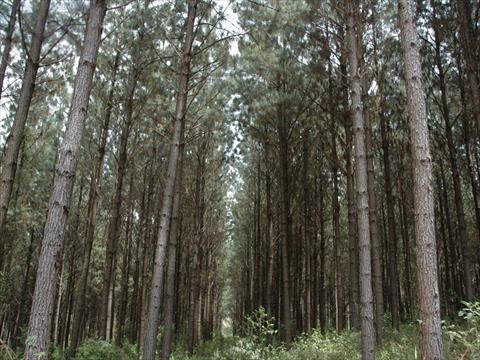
top-left (141, 1), bottom-right (197, 359)
top-left (0, 0), bottom-right (51, 267)
top-left (0, 0), bottom-right (20, 100)
top-left (347, 2), bottom-right (375, 358)
top-left (398, 0), bottom-right (443, 358)
top-left (24, 2), bottom-right (107, 359)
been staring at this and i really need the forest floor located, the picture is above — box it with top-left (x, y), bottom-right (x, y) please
top-left (169, 323), bottom-right (477, 360)
top-left (2, 304), bottom-right (479, 360)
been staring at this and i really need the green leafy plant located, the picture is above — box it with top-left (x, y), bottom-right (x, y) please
top-left (445, 300), bottom-right (480, 359)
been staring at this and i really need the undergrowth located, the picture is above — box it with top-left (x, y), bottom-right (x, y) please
top-left (1, 301), bottom-right (479, 360)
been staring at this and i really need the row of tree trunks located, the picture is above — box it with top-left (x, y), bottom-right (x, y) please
top-left (142, 1), bottom-right (198, 358)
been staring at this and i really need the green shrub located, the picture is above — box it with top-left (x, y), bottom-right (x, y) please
top-left (445, 300), bottom-right (480, 359)
top-left (75, 339), bottom-right (137, 360)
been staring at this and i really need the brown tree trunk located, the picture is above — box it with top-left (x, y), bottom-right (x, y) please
top-left (24, 1), bottom-right (107, 359)
top-left (328, 50), bottom-right (344, 334)
top-left (161, 148), bottom-right (184, 359)
top-left (398, 0), bottom-right (443, 358)
top-left (142, 2), bottom-right (197, 358)
top-left (68, 49), bottom-right (120, 357)
top-left (0, 0), bottom-right (20, 100)
top-left (345, 93), bottom-right (360, 331)
top-left (0, 0), bottom-right (51, 267)
top-left (278, 107), bottom-right (293, 343)
top-left (347, 2), bottom-right (375, 357)
top-left (264, 137), bottom-right (275, 318)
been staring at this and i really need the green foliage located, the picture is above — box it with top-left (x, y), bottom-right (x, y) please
top-left (244, 307), bottom-right (277, 344)
top-left (444, 300), bottom-right (480, 359)
top-left (73, 340), bottom-right (137, 360)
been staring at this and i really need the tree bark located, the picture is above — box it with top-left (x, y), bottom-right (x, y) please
top-left (142, 1), bottom-right (197, 358)
top-left (24, 2), bottom-right (107, 359)
top-left (398, 0), bottom-right (443, 358)
top-left (0, 0), bottom-right (51, 267)
top-left (347, 2), bottom-right (375, 357)
top-left (0, 0), bottom-right (21, 100)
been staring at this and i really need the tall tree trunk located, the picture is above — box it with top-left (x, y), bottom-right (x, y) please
top-left (116, 170), bottom-right (135, 345)
top-left (345, 92), bottom-right (360, 331)
top-left (0, 0), bottom-right (20, 100)
top-left (0, 0), bottom-right (51, 267)
top-left (456, 0), bottom-right (480, 138)
top-left (68, 49), bottom-right (120, 357)
top-left (398, 0), bottom-right (443, 358)
top-left (24, 1), bottom-right (107, 359)
top-left (161, 143), bottom-right (184, 360)
top-left (278, 107), bottom-right (293, 343)
top-left (329, 50), bottom-right (344, 334)
top-left (347, 2), bottom-right (375, 358)
top-left (264, 137), bottom-right (275, 318)
top-left (142, 1), bottom-right (197, 358)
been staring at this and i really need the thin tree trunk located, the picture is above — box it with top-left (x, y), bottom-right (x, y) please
top-left (345, 94), bottom-right (360, 331)
top-left (347, 2), bottom-right (375, 357)
top-left (24, 2), bottom-right (107, 358)
top-left (116, 171), bottom-right (135, 345)
top-left (0, 0), bottom-right (21, 100)
top-left (161, 144), bottom-right (184, 360)
top-left (142, 2), bottom-right (197, 358)
top-left (0, 0), bottom-right (51, 267)
top-left (278, 107), bottom-right (293, 343)
top-left (398, 1), bottom-right (443, 358)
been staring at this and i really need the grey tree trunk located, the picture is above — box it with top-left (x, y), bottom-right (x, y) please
top-left (24, 1), bottom-right (107, 359)
top-left (0, 0), bottom-right (50, 267)
top-left (346, 1), bottom-right (375, 358)
top-left (141, 1), bottom-right (197, 359)
top-left (0, 0), bottom-right (21, 100)
top-left (398, 0), bottom-right (443, 358)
